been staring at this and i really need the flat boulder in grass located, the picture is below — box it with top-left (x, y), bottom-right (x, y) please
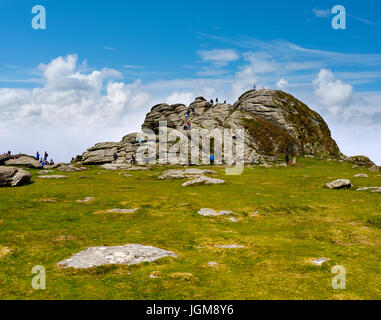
top-left (357, 187), bottom-right (381, 193)
top-left (57, 165), bottom-right (86, 173)
top-left (198, 208), bottom-right (232, 216)
top-left (354, 174), bottom-right (368, 178)
top-left (5, 156), bottom-right (42, 169)
top-left (100, 163), bottom-right (131, 171)
top-left (182, 175), bottom-right (225, 187)
top-left (57, 244), bottom-right (177, 269)
top-left (0, 166), bottom-right (32, 187)
top-left (325, 179), bottom-right (352, 189)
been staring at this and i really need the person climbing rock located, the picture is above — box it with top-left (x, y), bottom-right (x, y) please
top-left (131, 154), bottom-right (136, 164)
top-left (113, 152), bottom-right (118, 164)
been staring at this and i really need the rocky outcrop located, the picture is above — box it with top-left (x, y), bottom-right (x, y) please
top-left (5, 156), bottom-right (42, 169)
top-left (346, 156), bottom-right (375, 168)
top-left (75, 89), bottom-right (341, 165)
top-left (0, 166), bottom-right (32, 187)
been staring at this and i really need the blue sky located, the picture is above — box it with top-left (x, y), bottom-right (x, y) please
top-left (0, 0), bottom-right (380, 163)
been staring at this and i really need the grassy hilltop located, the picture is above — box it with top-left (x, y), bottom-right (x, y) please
top-left (0, 158), bottom-right (380, 300)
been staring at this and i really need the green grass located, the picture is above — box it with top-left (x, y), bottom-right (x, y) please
top-left (1, 158), bottom-right (381, 300)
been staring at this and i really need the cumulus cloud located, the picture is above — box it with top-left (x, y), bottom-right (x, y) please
top-left (165, 92), bottom-right (194, 106)
top-left (276, 78), bottom-right (288, 90)
top-left (312, 69), bottom-right (353, 115)
top-left (0, 54), bottom-right (151, 128)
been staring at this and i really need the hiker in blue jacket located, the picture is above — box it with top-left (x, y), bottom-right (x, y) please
top-left (210, 154), bottom-right (215, 166)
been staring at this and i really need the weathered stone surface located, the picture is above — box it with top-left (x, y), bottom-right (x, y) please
top-left (75, 89), bottom-right (342, 165)
top-left (312, 258), bottom-right (329, 266)
top-left (57, 244), bottom-right (177, 269)
top-left (0, 166), bottom-right (32, 187)
top-left (100, 163), bottom-right (131, 170)
top-left (347, 156), bottom-right (375, 168)
top-left (38, 170), bottom-right (53, 175)
top-left (126, 166), bottom-right (148, 171)
top-left (5, 156), bottom-right (42, 169)
top-left (357, 187), bottom-right (381, 193)
top-left (106, 208), bottom-right (139, 213)
top-left (158, 168), bottom-right (216, 180)
top-left (326, 179), bottom-right (352, 189)
top-left (354, 174), bottom-right (368, 178)
top-left (198, 208), bottom-right (232, 216)
top-left (45, 162), bottom-right (66, 170)
top-left (76, 197), bottom-right (95, 203)
top-left (57, 165), bottom-right (86, 172)
top-left (182, 176), bottom-right (225, 187)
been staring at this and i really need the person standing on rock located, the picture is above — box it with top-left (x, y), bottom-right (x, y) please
top-left (285, 154), bottom-right (290, 166)
top-left (113, 152), bottom-right (118, 164)
top-left (210, 99), bottom-right (214, 106)
top-left (7, 151), bottom-right (11, 156)
top-left (216, 98), bottom-right (219, 104)
top-left (44, 151), bottom-right (48, 162)
top-left (131, 154), bottom-right (136, 164)
top-left (36, 151), bottom-right (40, 161)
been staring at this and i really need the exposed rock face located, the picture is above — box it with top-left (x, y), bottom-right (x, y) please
top-left (326, 179), bottom-right (352, 189)
top-left (5, 156), bottom-right (42, 169)
top-left (347, 156), bottom-right (375, 168)
top-left (0, 166), bottom-right (32, 187)
top-left (57, 244), bottom-right (177, 269)
top-left (75, 89), bottom-right (341, 165)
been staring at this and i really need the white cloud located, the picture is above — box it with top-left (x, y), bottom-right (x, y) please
top-left (0, 54), bottom-right (150, 128)
top-left (276, 78), bottom-right (288, 90)
top-left (165, 92), bottom-right (194, 106)
top-left (312, 69), bottom-right (353, 115)
top-left (312, 8), bottom-right (330, 18)
top-left (198, 49), bottom-right (239, 67)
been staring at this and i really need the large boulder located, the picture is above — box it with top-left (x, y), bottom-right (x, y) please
top-left (326, 179), bottom-right (352, 189)
top-left (0, 166), bottom-right (32, 187)
top-left (5, 156), bottom-right (42, 169)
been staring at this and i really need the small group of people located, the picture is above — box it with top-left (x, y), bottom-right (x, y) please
top-left (113, 152), bottom-right (136, 165)
top-left (36, 151), bottom-right (54, 166)
top-left (2, 151), bottom-right (11, 156)
top-left (209, 98), bottom-right (227, 106)
top-left (285, 154), bottom-right (297, 167)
